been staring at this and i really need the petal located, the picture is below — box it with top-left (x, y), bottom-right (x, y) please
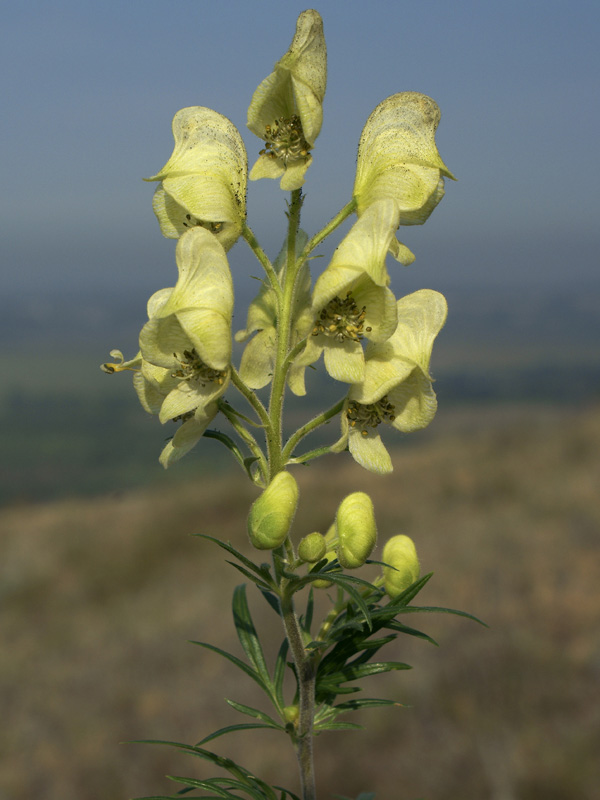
top-left (354, 93), bottom-right (455, 221)
top-left (388, 371), bottom-right (438, 432)
top-left (348, 427), bottom-right (393, 474)
top-left (238, 328), bottom-right (276, 390)
top-left (326, 200), bottom-right (401, 287)
top-left (159, 407), bottom-right (216, 468)
top-left (351, 281), bottom-right (398, 343)
top-left (350, 354), bottom-right (415, 405)
top-left (146, 107), bottom-right (247, 243)
top-left (152, 186), bottom-right (242, 251)
top-left (324, 339), bottom-right (365, 384)
top-left (249, 153), bottom-right (286, 182)
top-left (279, 155), bottom-right (312, 190)
top-left (385, 289), bottom-right (448, 373)
top-left (158, 373), bottom-right (228, 423)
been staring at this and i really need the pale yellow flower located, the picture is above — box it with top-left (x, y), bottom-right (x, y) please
top-left (354, 93), bottom-right (455, 263)
top-left (145, 107), bottom-right (247, 250)
top-left (247, 9), bottom-right (326, 190)
top-left (332, 289), bottom-right (448, 474)
top-left (297, 200), bottom-right (400, 384)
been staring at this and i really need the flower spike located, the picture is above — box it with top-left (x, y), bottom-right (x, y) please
top-left (247, 9), bottom-right (326, 190)
top-left (146, 107), bottom-right (247, 250)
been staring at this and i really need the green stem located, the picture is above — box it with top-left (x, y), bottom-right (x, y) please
top-left (302, 198), bottom-right (357, 259)
top-left (282, 398), bottom-right (345, 463)
top-left (242, 222), bottom-right (283, 300)
top-left (280, 586), bottom-right (317, 800)
top-left (267, 189), bottom-right (304, 478)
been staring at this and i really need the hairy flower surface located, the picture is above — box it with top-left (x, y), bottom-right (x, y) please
top-left (298, 201), bottom-right (400, 384)
top-left (145, 107), bottom-right (247, 250)
top-left (247, 9), bottom-right (326, 190)
top-left (332, 289), bottom-right (447, 473)
top-left (354, 93), bottom-right (455, 263)
top-left (235, 231), bottom-right (313, 395)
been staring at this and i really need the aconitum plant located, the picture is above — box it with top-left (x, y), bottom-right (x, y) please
top-left (103, 10), bottom-right (477, 800)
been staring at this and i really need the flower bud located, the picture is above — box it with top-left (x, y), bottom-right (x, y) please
top-left (336, 492), bottom-right (377, 569)
top-left (298, 532), bottom-right (327, 563)
top-left (283, 705), bottom-right (299, 725)
top-left (311, 550), bottom-right (336, 589)
top-left (248, 472), bottom-right (299, 550)
top-left (382, 535), bottom-right (420, 598)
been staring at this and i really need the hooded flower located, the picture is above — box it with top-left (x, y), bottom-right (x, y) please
top-left (353, 93), bottom-right (455, 263)
top-left (247, 9), bottom-right (326, 190)
top-left (103, 227), bottom-right (233, 467)
top-left (297, 200), bottom-right (400, 384)
top-left (332, 289), bottom-right (447, 474)
top-left (145, 106), bottom-right (247, 250)
top-left (235, 231), bottom-right (313, 396)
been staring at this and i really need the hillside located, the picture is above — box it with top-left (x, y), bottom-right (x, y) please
top-left (2, 403), bottom-right (599, 799)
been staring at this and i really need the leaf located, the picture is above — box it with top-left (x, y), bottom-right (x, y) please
top-left (195, 722), bottom-right (280, 747)
top-left (259, 587), bottom-right (282, 616)
top-left (226, 561), bottom-right (274, 591)
top-left (195, 535), bottom-right (276, 589)
top-left (202, 430), bottom-right (246, 468)
top-left (232, 585), bottom-right (275, 694)
top-left (189, 641), bottom-right (270, 695)
top-left (130, 740), bottom-right (278, 800)
top-left (314, 721), bottom-right (363, 731)
top-left (273, 638), bottom-right (291, 708)
top-left (225, 699), bottom-right (283, 728)
top-left (396, 605), bottom-right (488, 626)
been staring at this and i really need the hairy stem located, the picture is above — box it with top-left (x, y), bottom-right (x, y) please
top-left (280, 587), bottom-right (317, 800)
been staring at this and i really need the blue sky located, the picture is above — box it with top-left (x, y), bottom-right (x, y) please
top-left (2, 0), bottom-right (599, 299)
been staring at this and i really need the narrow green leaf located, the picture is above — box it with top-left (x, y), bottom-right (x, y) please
top-left (202, 430), bottom-right (245, 468)
top-left (196, 722), bottom-right (280, 746)
top-left (259, 588), bottom-right (282, 615)
top-left (189, 641), bottom-right (269, 694)
top-left (195, 535), bottom-right (276, 589)
top-left (397, 605), bottom-right (488, 626)
top-left (225, 699), bottom-right (283, 728)
top-left (314, 721), bottom-right (363, 731)
top-left (232, 585), bottom-right (275, 694)
top-left (226, 561), bottom-right (273, 590)
top-left (273, 638), bottom-right (291, 708)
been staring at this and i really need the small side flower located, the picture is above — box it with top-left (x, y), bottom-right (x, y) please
top-left (353, 93), bottom-right (455, 263)
top-left (247, 9), bottom-right (326, 190)
top-left (145, 106), bottom-right (247, 250)
top-left (332, 289), bottom-right (448, 474)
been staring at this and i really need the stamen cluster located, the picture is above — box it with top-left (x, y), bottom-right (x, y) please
top-left (172, 348), bottom-right (227, 386)
top-left (260, 115), bottom-right (310, 165)
top-left (346, 396), bottom-right (396, 437)
top-left (181, 213), bottom-right (224, 233)
top-left (312, 292), bottom-right (372, 343)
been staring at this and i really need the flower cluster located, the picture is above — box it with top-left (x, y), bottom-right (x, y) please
top-left (103, 9), bottom-right (452, 477)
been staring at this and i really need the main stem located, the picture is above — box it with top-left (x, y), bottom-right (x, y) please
top-left (268, 189), bottom-right (317, 798)
top-left (280, 587), bottom-right (317, 800)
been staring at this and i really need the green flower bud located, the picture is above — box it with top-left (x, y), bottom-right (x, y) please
top-left (298, 532), bottom-right (327, 563)
top-left (382, 535), bottom-right (420, 598)
top-left (248, 472), bottom-right (299, 550)
top-left (283, 705), bottom-right (299, 725)
top-left (311, 550), bottom-right (336, 589)
top-left (336, 492), bottom-right (377, 569)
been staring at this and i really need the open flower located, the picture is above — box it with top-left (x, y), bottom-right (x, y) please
top-left (235, 231), bottom-right (313, 396)
top-left (115, 226), bottom-right (234, 467)
top-left (332, 289), bottom-right (447, 473)
top-left (353, 93), bottom-right (455, 263)
top-left (145, 106), bottom-right (247, 250)
top-left (247, 9), bottom-right (326, 190)
top-left (297, 200), bottom-right (400, 384)
top-left (140, 226), bottom-right (234, 373)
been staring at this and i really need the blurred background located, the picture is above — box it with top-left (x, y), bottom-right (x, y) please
top-left (1, 1), bottom-right (599, 798)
